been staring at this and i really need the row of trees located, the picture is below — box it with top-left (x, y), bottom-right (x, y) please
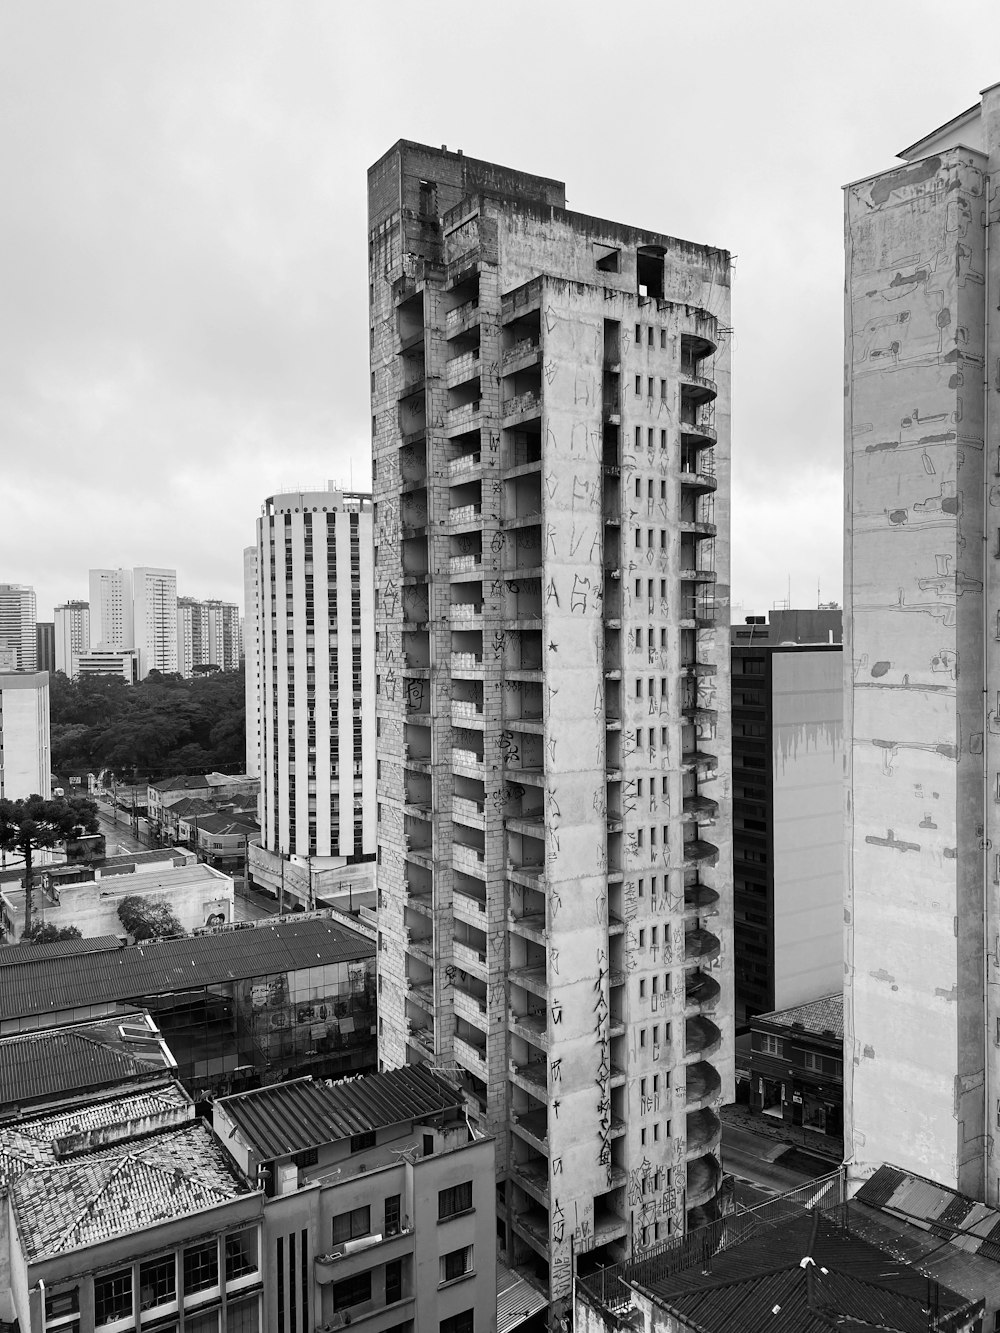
top-left (49, 667), bottom-right (246, 780)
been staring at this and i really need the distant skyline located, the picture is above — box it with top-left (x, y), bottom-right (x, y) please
top-left (4, 2), bottom-right (1000, 620)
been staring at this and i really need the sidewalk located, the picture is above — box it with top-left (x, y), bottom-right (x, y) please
top-left (721, 1101), bottom-right (842, 1164)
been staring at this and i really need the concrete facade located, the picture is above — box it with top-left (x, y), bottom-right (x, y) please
top-left (369, 141), bottom-right (733, 1324)
top-left (253, 486), bottom-right (377, 881)
top-left (132, 566), bottom-right (178, 677)
top-left (0, 671), bottom-right (50, 800)
top-left (243, 545), bottom-right (260, 777)
top-left (0, 584), bottom-right (37, 672)
top-left (177, 598), bottom-right (241, 677)
top-left (36, 861), bottom-right (234, 939)
top-left (89, 568), bottom-right (134, 651)
top-left (54, 599), bottom-right (90, 676)
top-left (844, 87), bottom-right (1000, 1198)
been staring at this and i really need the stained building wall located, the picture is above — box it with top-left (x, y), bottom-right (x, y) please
top-left (845, 145), bottom-right (988, 1193)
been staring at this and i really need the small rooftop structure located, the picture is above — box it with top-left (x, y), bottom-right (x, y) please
top-left (10, 1119), bottom-right (253, 1262)
top-left (0, 1011), bottom-right (175, 1112)
top-left (0, 935), bottom-right (121, 967)
top-left (216, 1064), bottom-right (462, 1161)
top-left (754, 992), bottom-right (844, 1041)
top-left (190, 813), bottom-right (259, 837)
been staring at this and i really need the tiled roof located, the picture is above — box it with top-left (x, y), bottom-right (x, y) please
top-left (0, 1016), bottom-right (170, 1107)
top-left (634, 1212), bottom-right (975, 1333)
top-left (0, 919), bottom-right (374, 1021)
top-left (193, 814), bottom-right (258, 836)
top-left (754, 992), bottom-right (843, 1040)
top-left (152, 776), bottom-right (211, 793)
top-left (217, 1064), bottom-right (462, 1160)
top-left (0, 936), bottom-right (121, 968)
top-left (163, 796), bottom-right (215, 816)
top-left (0, 1083), bottom-right (190, 1182)
top-left (11, 1120), bottom-right (253, 1262)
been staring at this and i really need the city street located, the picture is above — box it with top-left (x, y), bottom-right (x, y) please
top-left (722, 1122), bottom-right (836, 1208)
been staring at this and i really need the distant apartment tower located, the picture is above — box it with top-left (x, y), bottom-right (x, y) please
top-left (844, 87), bottom-right (1000, 1197)
top-left (243, 546), bottom-right (260, 777)
top-left (132, 566), bottom-right (178, 676)
top-left (0, 672), bottom-right (50, 799)
top-left (34, 623), bottom-right (54, 675)
top-left (89, 568), bottom-right (133, 651)
top-left (730, 611), bottom-right (843, 1025)
top-left (253, 486), bottom-right (377, 877)
top-left (177, 598), bottom-right (241, 678)
top-left (205, 599), bottom-right (241, 671)
top-left (0, 584), bottom-right (37, 672)
top-left (370, 141), bottom-right (733, 1319)
top-left (54, 600), bottom-right (91, 676)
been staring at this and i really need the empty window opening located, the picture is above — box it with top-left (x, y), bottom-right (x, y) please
top-left (637, 247), bottom-right (665, 300)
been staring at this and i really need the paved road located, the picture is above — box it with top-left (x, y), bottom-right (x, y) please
top-left (722, 1123), bottom-right (832, 1198)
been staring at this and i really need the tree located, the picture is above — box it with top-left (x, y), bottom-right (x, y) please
top-left (0, 794), bottom-right (99, 935)
top-left (117, 894), bottom-right (185, 941)
top-left (20, 922), bottom-right (83, 944)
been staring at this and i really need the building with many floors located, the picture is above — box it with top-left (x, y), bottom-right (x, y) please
top-left (844, 85), bottom-right (1000, 1198)
top-left (177, 597), bottom-right (242, 677)
top-left (0, 583), bottom-right (37, 671)
top-left (248, 486), bottom-right (377, 908)
top-left (88, 567), bottom-right (178, 678)
top-left (730, 612), bottom-right (843, 1023)
top-left (369, 141), bottom-right (733, 1323)
top-left (35, 621), bottom-right (54, 674)
top-left (54, 599), bottom-right (91, 676)
top-left (243, 546), bottom-right (260, 777)
top-left (0, 669), bottom-right (50, 800)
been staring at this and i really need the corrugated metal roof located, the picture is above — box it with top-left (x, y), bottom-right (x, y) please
top-left (0, 919), bottom-right (374, 1021)
top-left (217, 1064), bottom-right (462, 1160)
top-left (857, 1163), bottom-right (1000, 1259)
top-left (496, 1257), bottom-right (547, 1332)
top-left (0, 1018), bottom-right (166, 1106)
top-left (0, 936), bottom-right (122, 968)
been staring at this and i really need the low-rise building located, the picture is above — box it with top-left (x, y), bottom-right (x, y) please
top-left (182, 813), bottom-right (259, 876)
top-left (76, 648), bottom-right (139, 682)
top-left (213, 1065), bottom-right (502, 1333)
top-left (0, 917), bottom-right (376, 1098)
top-left (741, 992), bottom-right (843, 1151)
top-left (147, 774), bottom-right (260, 842)
top-left (2, 1110), bottom-right (263, 1333)
top-left (34, 860), bottom-right (234, 939)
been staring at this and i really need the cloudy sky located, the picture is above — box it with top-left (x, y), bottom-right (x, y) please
top-left (3, 1), bottom-right (1000, 622)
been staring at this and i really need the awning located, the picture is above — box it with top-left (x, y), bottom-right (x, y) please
top-left (497, 1256), bottom-right (548, 1333)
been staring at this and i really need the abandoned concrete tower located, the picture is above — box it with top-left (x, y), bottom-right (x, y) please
top-left (845, 85), bottom-right (1000, 1199)
top-left (368, 141), bottom-right (733, 1321)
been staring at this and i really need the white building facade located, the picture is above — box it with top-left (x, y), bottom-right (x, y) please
top-left (88, 568), bottom-right (133, 651)
top-left (0, 672), bottom-right (50, 799)
top-left (132, 567), bottom-right (178, 677)
top-left (53, 600), bottom-right (91, 677)
top-left (243, 547), bottom-right (260, 778)
top-left (370, 142), bottom-right (733, 1325)
top-left (0, 585), bottom-right (37, 673)
top-left (253, 487), bottom-right (377, 891)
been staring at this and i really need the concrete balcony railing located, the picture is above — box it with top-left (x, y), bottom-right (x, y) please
top-left (451, 601), bottom-right (484, 621)
top-left (446, 298), bottom-right (479, 334)
top-left (686, 1107), bottom-right (722, 1158)
top-left (509, 1010), bottom-right (549, 1051)
top-left (451, 699), bottom-right (484, 722)
top-left (445, 402), bottom-right (481, 433)
top-left (452, 795), bottom-right (486, 824)
top-left (685, 970), bottom-right (722, 1012)
top-left (454, 1034), bottom-right (488, 1079)
top-left (453, 939), bottom-right (488, 976)
top-left (453, 843), bottom-right (487, 878)
top-left (685, 1059), bottom-right (723, 1110)
top-left (454, 886), bottom-right (487, 923)
top-left (503, 389), bottom-right (541, 419)
top-left (445, 347), bottom-right (482, 387)
top-left (450, 650), bottom-right (484, 671)
top-left (448, 452), bottom-right (482, 481)
top-left (449, 553), bottom-right (482, 574)
top-left (684, 926), bottom-right (721, 965)
top-left (683, 882), bottom-right (720, 916)
top-left (683, 838), bottom-right (720, 865)
top-left (449, 503), bottom-right (483, 527)
top-left (685, 1015), bottom-right (723, 1061)
top-left (502, 336), bottom-right (540, 366)
top-left (452, 747), bottom-right (483, 771)
top-left (686, 1153), bottom-right (722, 1209)
top-left (681, 795), bottom-right (719, 822)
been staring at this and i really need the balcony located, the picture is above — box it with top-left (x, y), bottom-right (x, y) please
top-left (511, 1158), bottom-right (550, 1206)
top-left (448, 503), bottom-right (483, 528)
top-left (508, 909), bottom-right (546, 947)
top-left (455, 1034), bottom-right (488, 1079)
top-left (680, 748), bottom-right (719, 774)
top-left (510, 1207), bottom-right (550, 1260)
top-left (680, 407), bottom-right (717, 446)
top-left (686, 1107), bottom-right (723, 1158)
top-left (453, 842), bottom-right (487, 878)
top-left (503, 389), bottom-right (541, 422)
top-left (452, 796), bottom-right (485, 827)
top-left (509, 1058), bottom-right (548, 1095)
top-left (683, 838), bottom-right (719, 865)
top-left (452, 985), bottom-right (488, 1030)
top-left (685, 1060), bottom-right (723, 1110)
top-left (679, 361), bottom-right (718, 403)
top-left (446, 298), bottom-right (479, 336)
top-left (686, 1153), bottom-right (722, 1209)
top-left (405, 933), bottom-right (434, 967)
top-left (683, 881), bottom-right (720, 916)
top-left (314, 1227), bottom-right (414, 1283)
top-left (510, 1108), bottom-right (549, 1154)
top-left (679, 462), bottom-right (717, 493)
top-left (592, 1207), bottom-right (629, 1245)
top-left (454, 885), bottom-right (487, 925)
top-left (452, 747), bottom-right (483, 773)
top-left (448, 451), bottom-right (482, 480)
top-left (508, 963), bottom-right (547, 998)
top-left (502, 336), bottom-right (541, 369)
top-left (685, 1015), bottom-right (723, 1060)
top-left (407, 1024), bottom-right (434, 1057)
top-left (450, 651), bottom-right (484, 674)
top-left (445, 347), bottom-right (482, 388)
top-left (685, 970), bottom-right (722, 1012)
top-left (451, 600), bottom-right (484, 621)
top-left (451, 699), bottom-right (485, 728)
top-left (685, 926), bottom-right (721, 965)
top-left (508, 1010), bottom-right (549, 1051)
top-left (681, 795), bottom-right (719, 822)
top-left (678, 566), bottom-right (717, 584)
top-left (449, 553), bottom-right (482, 575)
top-left (453, 939), bottom-right (488, 977)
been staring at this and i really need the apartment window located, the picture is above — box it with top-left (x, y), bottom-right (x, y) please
top-left (439, 1181), bottom-right (473, 1219)
top-left (95, 1269), bottom-right (132, 1326)
top-left (651, 927), bottom-right (658, 946)
top-left (647, 528), bottom-right (654, 548)
top-left (640, 1028), bottom-right (646, 1047)
top-left (639, 979), bottom-right (646, 998)
top-left (638, 878), bottom-right (644, 897)
top-left (350, 1131), bottom-right (376, 1153)
top-left (759, 1034), bottom-right (783, 1057)
top-left (440, 1313), bottom-right (474, 1333)
top-left (635, 375), bottom-right (642, 394)
top-left (660, 329), bottom-right (667, 349)
top-left (660, 529), bottom-right (667, 549)
top-left (660, 428), bottom-right (667, 449)
top-left (647, 427), bottom-right (654, 449)
top-left (635, 478), bottom-right (641, 498)
top-left (139, 1256), bottom-right (176, 1310)
top-left (653, 1122), bottom-right (660, 1141)
top-left (634, 425), bottom-right (642, 449)
top-left (226, 1296), bottom-right (260, 1333)
top-left (385, 1194), bottom-right (402, 1236)
top-left (636, 679), bottom-right (643, 698)
top-left (184, 1242), bottom-right (219, 1294)
top-left (225, 1230), bottom-right (259, 1281)
top-left (332, 1272), bottom-right (371, 1313)
top-left (46, 1290), bottom-right (80, 1321)
top-left (647, 377), bottom-right (654, 396)
top-left (639, 929), bottom-right (646, 946)
top-left (641, 1127), bottom-right (647, 1146)
top-left (635, 578), bottom-right (642, 596)
top-left (636, 628), bottom-right (643, 647)
top-left (647, 327), bottom-right (654, 347)
top-left (635, 323), bottom-right (641, 342)
top-left (660, 378), bottom-right (667, 399)
top-left (385, 1259), bottom-right (403, 1304)
top-left (333, 1205), bottom-right (370, 1244)
top-left (440, 1246), bottom-right (474, 1283)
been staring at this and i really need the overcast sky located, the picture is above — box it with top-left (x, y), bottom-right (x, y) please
top-left (3, 1), bottom-right (1000, 622)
